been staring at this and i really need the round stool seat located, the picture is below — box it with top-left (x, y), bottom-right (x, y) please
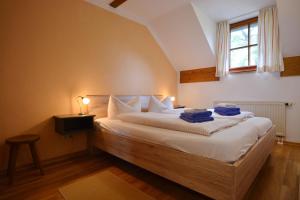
top-left (6, 134), bottom-right (40, 144)
top-left (5, 134), bottom-right (43, 184)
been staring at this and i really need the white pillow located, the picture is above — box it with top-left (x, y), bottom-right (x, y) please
top-left (161, 96), bottom-right (174, 110)
top-left (148, 96), bottom-right (168, 113)
top-left (107, 96), bottom-right (141, 119)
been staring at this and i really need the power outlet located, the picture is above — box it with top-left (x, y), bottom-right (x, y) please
top-left (285, 102), bottom-right (293, 107)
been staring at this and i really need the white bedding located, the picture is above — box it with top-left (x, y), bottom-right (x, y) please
top-left (95, 117), bottom-right (272, 163)
top-left (246, 117), bottom-right (273, 137)
top-left (117, 112), bottom-right (239, 136)
top-left (211, 110), bottom-right (254, 121)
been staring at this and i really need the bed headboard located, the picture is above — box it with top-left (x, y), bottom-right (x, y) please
top-left (86, 95), bottom-right (164, 118)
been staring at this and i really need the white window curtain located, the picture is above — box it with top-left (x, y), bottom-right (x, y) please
top-left (257, 6), bottom-right (284, 72)
top-left (216, 21), bottom-right (230, 77)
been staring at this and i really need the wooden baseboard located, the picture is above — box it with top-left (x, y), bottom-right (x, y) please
top-left (0, 149), bottom-right (98, 176)
top-left (298, 176), bottom-right (300, 200)
top-left (283, 141), bottom-right (300, 147)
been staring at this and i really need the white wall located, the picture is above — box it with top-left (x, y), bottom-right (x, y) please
top-left (277, 0), bottom-right (300, 56)
top-left (178, 72), bottom-right (300, 142)
top-left (178, 0), bottom-right (300, 142)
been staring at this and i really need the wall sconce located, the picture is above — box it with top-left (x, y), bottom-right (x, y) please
top-left (170, 96), bottom-right (175, 102)
top-left (77, 96), bottom-right (90, 115)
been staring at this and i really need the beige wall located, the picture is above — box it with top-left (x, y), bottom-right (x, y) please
top-left (0, 0), bottom-right (177, 170)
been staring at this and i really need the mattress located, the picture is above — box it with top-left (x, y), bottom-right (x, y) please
top-left (95, 117), bottom-right (272, 163)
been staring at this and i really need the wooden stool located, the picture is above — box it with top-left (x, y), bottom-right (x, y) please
top-left (6, 134), bottom-right (44, 184)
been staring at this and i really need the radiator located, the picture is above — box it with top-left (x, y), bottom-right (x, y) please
top-left (214, 101), bottom-right (287, 137)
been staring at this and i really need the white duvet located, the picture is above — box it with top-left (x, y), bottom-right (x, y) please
top-left (95, 116), bottom-right (272, 163)
top-left (117, 112), bottom-right (239, 136)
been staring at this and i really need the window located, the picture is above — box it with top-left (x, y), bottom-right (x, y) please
top-left (229, 17), bottom-right (258, 72)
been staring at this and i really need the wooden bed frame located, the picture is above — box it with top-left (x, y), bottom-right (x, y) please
top-left (88, 95), bottom-right (276, 200)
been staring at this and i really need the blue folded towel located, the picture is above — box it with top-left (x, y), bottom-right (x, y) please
top-left (214, 107), bottom-right (240, 112)
top-left (181, 110), bottom-right (212, 118)
top-left (180, 109), bottom-right (213, 123)
top-left (180, 115), bottom-right (214, 123)
top-left (214, 107), bottom-right (241, 116)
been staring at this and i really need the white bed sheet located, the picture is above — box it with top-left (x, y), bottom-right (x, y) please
top-left (95, 117), bottom-right (272, 163)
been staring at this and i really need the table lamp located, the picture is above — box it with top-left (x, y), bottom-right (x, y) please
top-left (77, 96), bottom-right (90, 115)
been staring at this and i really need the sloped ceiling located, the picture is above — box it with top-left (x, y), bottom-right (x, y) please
top-left (195, 0), bottom-right (275, 22)
top-left (86, 0), bottom-right (300, 70)
top-left (149, 3), bottom-right (215, 70)
top-left (113, 0), bottom-right (190, 22)
top-left (87, 0), bottom-right (190, 24)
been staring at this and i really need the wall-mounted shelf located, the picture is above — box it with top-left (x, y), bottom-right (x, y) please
top-left (53, 114), bottom-right (95, 135)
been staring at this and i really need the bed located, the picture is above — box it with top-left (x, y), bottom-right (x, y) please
top-left (88, 95), bottom-right (276, 200)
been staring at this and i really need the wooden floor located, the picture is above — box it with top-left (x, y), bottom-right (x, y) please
top-left (0, 144), bottom-right (299, 200)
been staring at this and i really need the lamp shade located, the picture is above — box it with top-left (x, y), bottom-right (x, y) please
top-left (170, 96), bottom-right (175, 102)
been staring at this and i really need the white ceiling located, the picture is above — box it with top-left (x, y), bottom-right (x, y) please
top-left (87, 0), bottom-right (191, 24)
top-left (88, 0), bottom-right (276, 24)
top-left (118, 0), bottom-right (190, 22)
top-left (195, 0), bottom-right (276, 22)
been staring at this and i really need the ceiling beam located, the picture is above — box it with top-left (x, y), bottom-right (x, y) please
top-left (110, 0), bottom-right (127, 8)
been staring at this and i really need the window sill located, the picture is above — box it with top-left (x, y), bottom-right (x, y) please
top-left (229, 66), bottom-right (257, 73)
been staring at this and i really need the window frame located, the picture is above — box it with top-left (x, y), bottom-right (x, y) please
top-left (229, 17), bottom-right (258, 73)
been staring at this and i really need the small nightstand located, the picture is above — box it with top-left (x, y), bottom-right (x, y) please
top-left (54, 114), bottom-right (95, 135)
top-left (53, 114), bottom-right (96, 153)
